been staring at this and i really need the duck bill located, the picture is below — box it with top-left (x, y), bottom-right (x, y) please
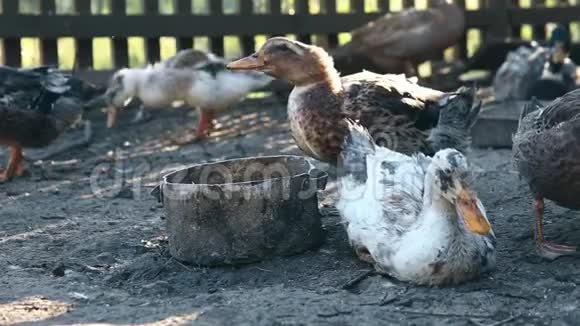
top-left (455, 190), bottom-right (491, 235)
top-left (227, 55), bottom-right (265, 71)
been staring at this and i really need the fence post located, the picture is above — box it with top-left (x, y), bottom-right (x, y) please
top-left (40, 0), bottom-right (59, 67)
top-left (177, 0), bottom-right (193, 50)
top-left (240, 0), bottom-right (256, 55)
top-left (112, 1), bottom-right (129, 68)
top-left (2, 1), bottom-right (21, 66)
top-left (144, 0), bottom-right (161, 63)
top-left (209, 1), bottom-right (224, 56)
top-left (486, 0), bottom-right (510, 42)
top-left (75, 0), bottom-right (93, 69)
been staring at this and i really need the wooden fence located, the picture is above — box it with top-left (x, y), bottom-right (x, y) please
top-left (1, 0), bottom-right (580, 79)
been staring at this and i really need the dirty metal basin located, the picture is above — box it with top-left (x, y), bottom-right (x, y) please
top-left (153, 155), bottom-right (328, 266)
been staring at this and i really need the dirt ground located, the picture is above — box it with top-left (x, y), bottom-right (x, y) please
top-left (2, 98), bottom-right (580, 326)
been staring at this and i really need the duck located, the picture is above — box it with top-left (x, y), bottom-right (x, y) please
top-left (103, 49), bottom-right (274, 141)
top-left (227, 37), bottom-right (480, 164)
top-left (337, 121), bottom-right (496, 285)
top-left (513, 93), bottom-right (580, 259)
top-left (331, 0), bottom-right (465, 75)
top-left (0, 69), bottom-right (80, 182)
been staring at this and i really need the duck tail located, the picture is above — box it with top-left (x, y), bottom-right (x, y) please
top-left (428, 86), bottom-right (481, 154)
top-left (339, 120), bottom-right (375, 183)
top-left (519, 97), bottom-right (541, 123)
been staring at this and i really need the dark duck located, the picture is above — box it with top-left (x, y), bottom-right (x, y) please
top-left (528, 24), bottom-right (577, 100)
top-left (227, 37), bottom-right (480, 164)
top-left (0, 67), bottom-right (89, 182)
top-left (513, 92), bottom-right (580, 259)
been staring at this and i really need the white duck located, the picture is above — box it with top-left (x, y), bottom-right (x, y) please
top-left (337, 122), bottom-right (496, 286)
top-left (104, 49), bottom-right (273, 140)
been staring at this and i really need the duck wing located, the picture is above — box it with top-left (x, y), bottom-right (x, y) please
top-left (163, 49), bottom-right (211, 69)
top-left (340, 71), bottom-right (447, 154)
top-left (339, 122), bottom-right (427, 232)
top-left (538, 89), bottom-right (580, 128)
top-left (341, 71), bottom-right (444, 127)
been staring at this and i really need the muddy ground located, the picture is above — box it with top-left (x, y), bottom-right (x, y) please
top-left (1, 98), bottom-right (580, 326)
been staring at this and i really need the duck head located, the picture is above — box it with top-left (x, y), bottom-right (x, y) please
top-left (227, 37), bottom-right (338, 87)
top-left (430, 149), bottom-right (492, 235)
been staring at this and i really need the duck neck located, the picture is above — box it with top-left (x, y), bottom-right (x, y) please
top-left (421, 171), bottom-right (457, 229)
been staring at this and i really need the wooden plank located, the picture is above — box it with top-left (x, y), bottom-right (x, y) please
top-left (143, 0), bottom-right (160, 63)
top-left (323, 0), bottom-right (339, 48)
top-left (209, 0), bottom-right (224, 56)
top-left (40, 0), bottom-right (59, 66)
top-left (378, 0), bottom-right (390, 12)
top-left (2, 0), bottom-right (20, 66)
top-left (176, 0), bottom-right (193, 49)
top-left (532, 0), bottom-right (546, 40)
top-left (455, 0), bottom-right (468, 60)
top-left (351, 0), bottom-right (364, 13)
top-left (270, 0), bottom-right (281, 14)
top-left (0, 10), bottom-right (507, 38)
top-left (75, 0), bottom-right (93, 69)
top-left (296, 0), bottom-right (310, 43)
top-left (485, 0), bottom-right (509, 41)
top-left (240, 0), bottom-right (255, 55)
top-left (112, 0), bottom-right (128, 68)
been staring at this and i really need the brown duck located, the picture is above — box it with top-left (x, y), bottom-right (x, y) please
top-left (227, 37), bottom-right (480, 164)
top-left (0, 70), bottom-right (79, 182)
top-left (332, 0), bottom-right (465, 75)
top-left (513, 93), bottom-right (580, 259)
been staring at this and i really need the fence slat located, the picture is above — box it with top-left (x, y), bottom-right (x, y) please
top-left (209, 0), bottom-right (224, 56)
top-left (455, 0), bottom-right (468, 60)
top-left (2, 0), bottom-right (20, 66)
top-left (270, 0), bottom-right (281, 14)
top-left (40, 0), bottom-right (59, 66)
top-left (177, 0), bottom-right (193, 50)
top-left (323, 0), bottom-right (339, 48)
top-left (144, 0), bottom-right (161, 63)
top-left (296, 0), bottom-right (310, 43)
top-left (378, 0), bottom-right (390, 12)
top-left (351, 0), bottom-right (364, 13)
top-left (112, 0), bottom-right (129, 68)
top-left (485, 0), bottom-right (509, 41)
top-left (532, 0), bottom-right (546, 40)
top-left (75, 0), bottom-right (93, 69)
top-left (239, 0), bottom-right (256, 55)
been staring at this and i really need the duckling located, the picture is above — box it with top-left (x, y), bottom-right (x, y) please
top-left (513, 94), bottom-right (580, 259)
top-left (104, 49), bottom-right (273, 140)
top-left (0, 71), bottom-right (80, 182)
top-left (227, 37), bottom-right (480, 164)
top-left (337, 122), bottom-right (495, 285)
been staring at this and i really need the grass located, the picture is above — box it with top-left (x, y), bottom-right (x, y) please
top-left (12, 0), bottom-right (580, 78)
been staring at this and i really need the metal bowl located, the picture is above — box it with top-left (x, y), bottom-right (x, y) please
top-left (152, 155), bottom-right (327, 266)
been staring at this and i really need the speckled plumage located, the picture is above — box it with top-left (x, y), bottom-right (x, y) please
top-left (513, 92), bottom-right (580, 209)
top-left (287, 70), bottom-right (479, 163)
top-left (337, 122), bottom-right (496, 286)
